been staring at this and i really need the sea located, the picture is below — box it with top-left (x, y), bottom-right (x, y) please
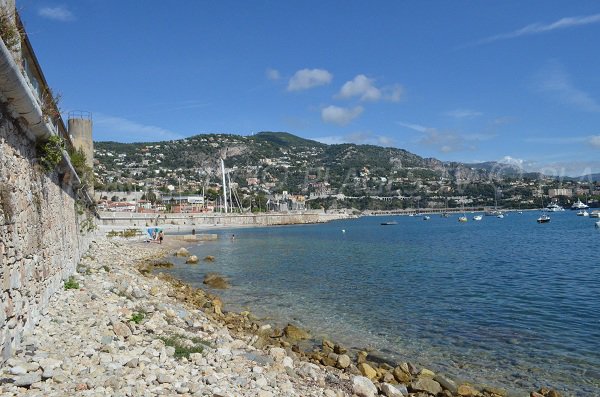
top-left (164, 211), bottom-right (600, 396)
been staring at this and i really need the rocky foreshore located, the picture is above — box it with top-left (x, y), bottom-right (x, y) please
top-left (0, 237), bottom-right (563, 397)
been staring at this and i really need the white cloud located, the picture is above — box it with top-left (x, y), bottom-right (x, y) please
top-left (589, 135), bottom-right (600, 148)
top-left (38, 6), bottom-right (74, 21)
top-left (535, 62), bottom-right (600, 112)
top-left (94, 114), bottom-right (184, 142)
top-left (338, 75), bottom-right (381, 101)
top-left (287, 68), bottom-right (332, 91)
top-left (499, 156), bottom-right (526, 167)
top-left (337, 75), bottom-right (403, 102)
top-left (313, 136), bottom-right (346, 145)
top-left (396, 121), bottom-right (429, 133)
top-left (266, 68), bottom-right (280, 81)
top-left (473, 13), bottom-right (600, 45)
top-left (444, 109), bottom-right (483, 119)
top-left (382, 84), bottom-right (403, 102)
top-left (397, 120), bottom-right (483, 153)
top-left (314, 132), bottom-right (394, 146)
top-left (321, 105), bottom-right (363, 125)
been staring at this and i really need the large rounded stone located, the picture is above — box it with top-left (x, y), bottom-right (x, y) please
top-left (352, 376), bottom-right (378, 397)
top-left (337, 354), bottom-right (351, 369)
top-left (185, 255), bottom-right (199, 264)
top-left (410, 378), bottom-right (442, 395)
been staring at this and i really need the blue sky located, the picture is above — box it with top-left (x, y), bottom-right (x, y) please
top-left (19, 1), bottom-right (600, 176)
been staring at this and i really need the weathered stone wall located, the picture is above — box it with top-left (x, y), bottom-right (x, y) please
top-left (0, 105), bottom-right (93, 362)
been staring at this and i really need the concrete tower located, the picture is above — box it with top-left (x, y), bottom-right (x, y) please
top-left (68, 111), bottom-right (93, 170)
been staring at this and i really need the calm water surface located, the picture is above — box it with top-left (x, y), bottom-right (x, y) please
top-left (166, 212), bottom-right (600, 396)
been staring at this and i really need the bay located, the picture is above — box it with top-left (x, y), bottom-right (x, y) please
top-left (165, 212), bottom-right (600, 396)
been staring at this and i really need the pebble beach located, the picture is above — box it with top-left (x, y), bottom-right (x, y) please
top-left (0, 236), bottom-right (564, 397)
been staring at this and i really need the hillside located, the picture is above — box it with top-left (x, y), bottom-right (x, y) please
top-left (93, 131), bottom-right (594, 210)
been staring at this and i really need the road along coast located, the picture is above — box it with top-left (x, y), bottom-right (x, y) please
top-left (0, 236), bottom-right (563, 397)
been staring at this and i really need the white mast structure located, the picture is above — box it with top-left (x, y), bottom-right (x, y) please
top-left (221, 159), bottom-right (228, 213)
top-left (227, 173), bottom-right (233, 213)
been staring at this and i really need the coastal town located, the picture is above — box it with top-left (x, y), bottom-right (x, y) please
top-left (93, 133), bottom-right (600, 214)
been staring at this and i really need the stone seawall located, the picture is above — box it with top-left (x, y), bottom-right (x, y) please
top-left (97, 211), bottom-right (351, 227)
top-left (0, 106), bottom-right (94, 363)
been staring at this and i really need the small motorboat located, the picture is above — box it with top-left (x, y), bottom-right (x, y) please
top-left (590, 210), bottom-right (600, 218)
top-left (380, 221), bottom-right (398, 226)
top-left (423, 216), bottom-right (431, 220)
top-left (497, 214), bottom-right (504, 219)
top-left (537, 214), bottom-right (551, 223)
top-left (473, 215), bottom-right (483, 221)
top-left (458, 216), bottom-right (468, 223)
top-left (596, 220), bottom-right (600, 228)
top-left (577, 210), bottom-right (590, 217)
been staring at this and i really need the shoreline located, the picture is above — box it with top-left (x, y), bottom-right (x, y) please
top-left (0, 235), bottom-right (564, 397)
top-left (143, 237), bottom-right (562, 397)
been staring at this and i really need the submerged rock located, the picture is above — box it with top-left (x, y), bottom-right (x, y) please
top-left (203, 273), bottom-right (230, 289)
top-left (283, 323), bottom-right (310, 340)
top-left (204, 255), bottom-right (215, 262)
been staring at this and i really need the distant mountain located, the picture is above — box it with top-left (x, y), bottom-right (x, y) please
top-left (252, 131), bottom-right (326, 149)
top-left (577, 173), bottom-right (600, 182)
top-left (93, 131), bottom-right (548, 208)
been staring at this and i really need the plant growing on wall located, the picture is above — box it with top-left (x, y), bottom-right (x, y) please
top-left (68, 146), bottom-right (94, 191)
top-left (0, 8), bottom-right (21, 50)
top-left (41, 88), bottom-right (62, 123)
top-left (37, 135), bottom-right (65, 172)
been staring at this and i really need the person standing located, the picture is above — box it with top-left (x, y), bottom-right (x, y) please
top-left (158, 230), bottom-right (164, 244)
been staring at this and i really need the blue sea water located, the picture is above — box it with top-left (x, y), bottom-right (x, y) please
top-left (166, 212), bottom-right (600, 396)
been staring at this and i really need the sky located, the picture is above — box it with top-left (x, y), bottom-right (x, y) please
top-left (17, 1), bottom-right (600, 176)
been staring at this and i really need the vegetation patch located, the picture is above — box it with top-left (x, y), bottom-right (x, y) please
top-left (64, 276), bottom-right (80, 290)
top-left (130, 311), bottom-right (146, 324)
top-left (37, 135), bottom-right (65, 172)
top-left (107, 228), bottom-right (142, 238)
top-left (159, 334), bottom-right (211, 359)
top-left (0, 8), bottom-right (21, 50)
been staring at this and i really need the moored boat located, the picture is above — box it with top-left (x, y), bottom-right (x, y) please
top-left (381, 221), bottom-right (398, 225)
top-left (546, 203), bottom-right (565, 212)
top-left (576, 210), bottom-right (589, 217)
top-left (537, 213), bottom-right (551, 223)
top-left (571, 199), bottom-right (589, 210)
top-left (589, 210), bottom-right (599, 218)
top-left (423, 216), bottom-right (431, 220)
top-left (473, 215), bottom-right (482, 221)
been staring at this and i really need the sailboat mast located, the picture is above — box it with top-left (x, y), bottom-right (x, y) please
top-left (221, 159), bottom-right (228, 213)
top-left (227, 173), bottom-right (233, 213)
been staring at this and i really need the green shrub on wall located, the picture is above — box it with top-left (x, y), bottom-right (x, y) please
top-left (68, 147), bottom-right (94, 190)
top-left (37, 135), bottom-right (64, 172)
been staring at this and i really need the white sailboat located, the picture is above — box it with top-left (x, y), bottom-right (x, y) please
top-left (458, 200), bottom-right (467, 222)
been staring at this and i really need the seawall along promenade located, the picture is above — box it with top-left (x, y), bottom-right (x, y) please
top-left (97, 211), bottom-right (353, 228)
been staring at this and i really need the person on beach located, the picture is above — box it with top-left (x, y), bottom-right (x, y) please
top-left (158, 230), bottom-right (164, 244)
